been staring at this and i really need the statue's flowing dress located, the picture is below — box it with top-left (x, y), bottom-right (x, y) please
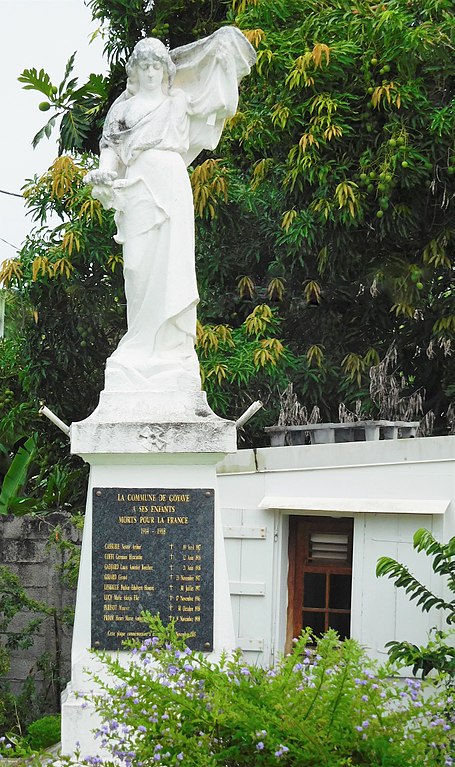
top-left (99, 27), bottom-right (256, 394)
top-left (101, 92), bottom-right (200, 393)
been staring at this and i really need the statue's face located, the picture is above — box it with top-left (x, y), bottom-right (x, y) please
top-left (136, 59), bottom-right (164, 93)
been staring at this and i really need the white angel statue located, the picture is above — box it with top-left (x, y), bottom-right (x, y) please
top-left (85, 27), bottom-right (255, 395)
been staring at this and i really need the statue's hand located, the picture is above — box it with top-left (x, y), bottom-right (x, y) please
top-left (84, 169), bottom-right (118, 187)
top-left (84, 170), bottom-right (118, 210)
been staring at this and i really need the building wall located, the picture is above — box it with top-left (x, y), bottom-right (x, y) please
top-left (217, 435), bottom-right (455, 666)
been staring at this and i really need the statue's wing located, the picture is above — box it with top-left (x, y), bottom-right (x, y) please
top-left (171, 26), bottom-right (256, 165)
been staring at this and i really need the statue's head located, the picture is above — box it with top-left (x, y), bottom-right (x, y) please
top-left (126, 38), bottom-right (176, 94)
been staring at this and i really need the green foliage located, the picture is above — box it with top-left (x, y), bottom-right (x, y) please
top-left (73, 618), bottom-right (455, 767)
top-left (25, 714), bottom-right (61, 751)
top-left (0, 711), bottom-right (61, 757)
top-left (376, 528), bottom-right (455, 678)
top-left (0, 676), bottom-right (41, 753)
top-left (86, 0), bottom-right (228, 59)
top-left (0, 155), bottom-right (123, 428)
top-left (0, 565), bottom-right (47, 651)
top-left (211, 0), bottom-right (455, 427)
top-left (0, 562), bottom-right (75, 738)
top-left (0, 436), bottom-right (36, 515)
top-left (197, 308), bottom-right (302, 434)
top-left (384, 628), bottom-right (455, 680)
top-left (376, 528), bottom-right (455, 623)
top-left (19, 55), bottom-right (109, 152)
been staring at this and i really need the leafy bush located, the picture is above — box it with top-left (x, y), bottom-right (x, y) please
top-left (26, 714), bottom-right (61, 750)
top-left (0, 713), bottom-right (60, 757)
top-left (76, 619), bottom-right (454, 767)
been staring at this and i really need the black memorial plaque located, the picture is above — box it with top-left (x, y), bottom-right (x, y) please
top-left (92, 488), bottom-right (214, 651)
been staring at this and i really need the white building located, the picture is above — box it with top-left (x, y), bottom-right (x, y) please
top-left (217, 435), bottom-right (454, 665)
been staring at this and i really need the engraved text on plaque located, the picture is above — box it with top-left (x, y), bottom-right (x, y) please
top-left (92, 488), bottom-right (214, 651)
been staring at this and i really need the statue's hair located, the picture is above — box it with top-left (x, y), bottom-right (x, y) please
top-left (126, 38), bottom-right (176, 93)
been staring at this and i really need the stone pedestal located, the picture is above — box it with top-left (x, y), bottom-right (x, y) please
top-left (61, 393), bottom-right (237, 757)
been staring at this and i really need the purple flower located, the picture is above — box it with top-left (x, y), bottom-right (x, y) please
top-left (240, 667), bottom-right (251, 676)
top-left (177, 754), bottom-right (184, 761)
top-left (256, 742), bottom-right (264, 750)
top-left (137, 726), bottom-right (147, 733)
top-left (275, 745), bottom-right (289, 757)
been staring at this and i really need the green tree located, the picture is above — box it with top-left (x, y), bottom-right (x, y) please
top-left (208, 0), bottom-right (455, 427)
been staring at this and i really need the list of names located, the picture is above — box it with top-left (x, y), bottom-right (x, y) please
top-left (91, 488), bottom-right (214, 650)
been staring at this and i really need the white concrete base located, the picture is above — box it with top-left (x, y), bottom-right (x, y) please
top-left (60, 685), bottom-right (102, 758)
top-left (61, 417), bottom-right (237, 758)
top-left (70, 391), bottom-right (236, 456)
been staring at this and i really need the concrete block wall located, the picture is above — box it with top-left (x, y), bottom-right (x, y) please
top-left (0, 512), bottom-right (80, 705)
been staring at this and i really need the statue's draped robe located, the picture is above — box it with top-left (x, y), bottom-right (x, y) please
top-left (100, 28), bottom-right (255, 393)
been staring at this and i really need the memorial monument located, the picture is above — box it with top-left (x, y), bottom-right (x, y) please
top-left (61, 27), bottom-right (256, 756)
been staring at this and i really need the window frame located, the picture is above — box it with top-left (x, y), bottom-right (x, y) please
top-left (286, 515), bottom-right (354, 649)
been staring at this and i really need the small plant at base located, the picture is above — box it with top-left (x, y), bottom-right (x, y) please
top-left (26, 714), bottom-right (61, 751)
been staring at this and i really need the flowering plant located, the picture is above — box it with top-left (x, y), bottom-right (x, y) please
top-left (80, 618), bottom-right (453, 767)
